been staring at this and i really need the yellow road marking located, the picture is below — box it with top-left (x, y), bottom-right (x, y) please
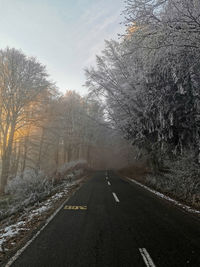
top-left (64, 205), bottom-right (87, 210)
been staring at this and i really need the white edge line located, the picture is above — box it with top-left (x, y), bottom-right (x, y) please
top-left (143, 248), bottom-right (156, 267)
top-left (112, 192), bottom-right (120, 202)
top-left (139, 248), bottom-right (150, 267)
top-left (127, 177), bottom-right (200, 215)
top-left (139, 248), bottom-right (156, 267)
top-left (108, 181), bottom-right (111, 186)
top-left (5, 183), bottom-right (83, 267)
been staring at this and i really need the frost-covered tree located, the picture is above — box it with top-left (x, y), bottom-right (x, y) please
top-left (85, 0), bottom-right (200, 170)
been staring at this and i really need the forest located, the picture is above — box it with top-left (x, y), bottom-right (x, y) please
top-left (85, 0), bottom-right (200, 205)
top-left (0, 0), bottom-right (200, 261)
top-left (0, 47), bottom-right (131, 203)
top-left (0, 0), bottom-right (200, 218)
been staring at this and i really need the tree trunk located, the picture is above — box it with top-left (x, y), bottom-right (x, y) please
top-left (37, 128), bottom-right (45, 170)
top-left (10, 142), bottom-right (21, 177)
top-left (0, 123), bottom-right (15, 193)
top-left (63, 141), bottom-right (67, 163)
top-left (21, 136), bottom-right (29, 174)
top-left (87, 146), bottom-right (90, 166)
top-left (55, 136), bottom-right (60, 172)
top-left (67, 146), bottom-right (72, 162)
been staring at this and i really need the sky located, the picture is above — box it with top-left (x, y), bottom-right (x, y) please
top-left (0, 0), bottom-right (125, 95)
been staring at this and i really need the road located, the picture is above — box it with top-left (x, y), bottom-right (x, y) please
top-left (9, 171), bottom-right (200, 267)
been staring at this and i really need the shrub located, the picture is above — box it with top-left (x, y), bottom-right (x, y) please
top-left (145, 156), bottom-right (200, 206)
top-left (6, 169), bottom-right (53, 206)
top-left (56, 160), bottom-right (88, 181)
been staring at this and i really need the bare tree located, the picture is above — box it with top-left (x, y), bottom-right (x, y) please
top-left (0, 48), bottom-right (52, 192)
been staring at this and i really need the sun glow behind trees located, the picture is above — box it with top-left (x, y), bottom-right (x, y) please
top-left (0, 48), bottom-right (132, 193)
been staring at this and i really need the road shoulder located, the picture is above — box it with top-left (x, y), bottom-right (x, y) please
top-left (1, 175), bottom-right (90, 267)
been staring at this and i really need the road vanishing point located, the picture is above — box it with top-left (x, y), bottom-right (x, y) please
top-left (8, 171), bottom-right (200, 267)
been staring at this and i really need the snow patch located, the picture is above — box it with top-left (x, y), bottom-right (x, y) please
top-left (0, 222), bottom-right (26, 252)
top-left (0, 173), bottom-right (84, 253)
top-left (0, 188), bottom-right (69, 252)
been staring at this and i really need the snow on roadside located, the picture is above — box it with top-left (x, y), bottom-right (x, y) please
top-left (127, 177), bottom-right (200, 215)
top-left (0, 187), bottom-right (69, 252)
top-left (0, 222), bottom-right (26, 251)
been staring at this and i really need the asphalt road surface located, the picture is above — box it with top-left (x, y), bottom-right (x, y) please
top-left (10, 171), bottom-right (200, 267)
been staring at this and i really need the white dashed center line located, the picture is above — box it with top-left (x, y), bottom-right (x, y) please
top-left (139, 248), bottom-right (156, 267)
top-left (112, 192), bottom-right (120, 202)
top-left (107, 181), bottom-right (111, 186)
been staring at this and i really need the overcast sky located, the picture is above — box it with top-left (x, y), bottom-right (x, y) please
top-left (0, 0), bottom-right (125, 95)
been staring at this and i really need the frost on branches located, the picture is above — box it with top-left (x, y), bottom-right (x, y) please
top-left (85, 0), bottom-right (200, 171)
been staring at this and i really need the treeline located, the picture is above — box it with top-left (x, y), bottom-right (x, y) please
top-left (0, 48), bottom-right (129, 193)
top-left (85, 0), bottom-right (200, 171)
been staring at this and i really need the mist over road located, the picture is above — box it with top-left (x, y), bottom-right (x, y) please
top-left (10, 171), bottom-right (200, 267)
